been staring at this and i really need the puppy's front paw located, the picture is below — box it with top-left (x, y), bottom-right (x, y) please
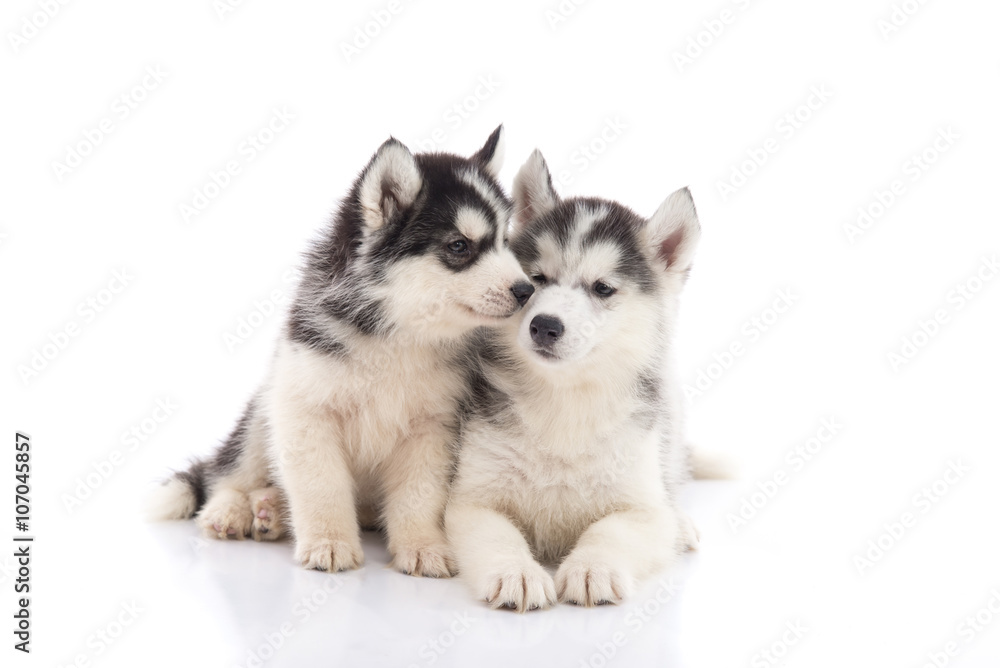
top-left (294, 534), bottom-right (364, 572)
top-left (555, 556), bottom-right (634, 606)
top-left (249, 487), bottom-right (287, 542)
top-left (392, 542), bottom-right (454, 578)
top-left (479, 561), bottom-right (556, 613)
top-left (196, 490), bottom-right (254, 540)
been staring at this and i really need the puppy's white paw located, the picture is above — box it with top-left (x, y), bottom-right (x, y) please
top-left (678, 513), bottom-right (700, 552)
top-left (477, 560), bottom-right (557, 613)
top-left (196, 490), bottom-right (254, 540)
top-left (294, 534), bottom-right (364, 572)
top-left (392, 541), bottom-right (454, 578)
top-left (555, 556), bottom-right (635, 607)
top-left (248, 487), bottom-right (287, 542)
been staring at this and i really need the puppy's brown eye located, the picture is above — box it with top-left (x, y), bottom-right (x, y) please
top-left (447, 239), bottom-right (469, 254)
top-left (593, 281), bottom-right (616, 297)
top-left (531, 273), bottom-right (547, 284)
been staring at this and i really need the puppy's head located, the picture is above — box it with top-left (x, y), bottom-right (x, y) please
top-left (342, 126), bottom-right (533, 338)
top-left (508, 150), bottom-right (700, 369)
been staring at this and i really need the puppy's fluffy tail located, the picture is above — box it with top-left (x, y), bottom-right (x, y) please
top-left (144, 461), bottom-right (207, 521)
top-left (690, 448), bottom-right (737, 480)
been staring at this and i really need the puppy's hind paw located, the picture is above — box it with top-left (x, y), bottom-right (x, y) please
top-left (249, 487), bottom-right (287, 542)
top-left (678, 513), bottom-right (700, 552)
top-left (195, 489), bottom-right (254, 540)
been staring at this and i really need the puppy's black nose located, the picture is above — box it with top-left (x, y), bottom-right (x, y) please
top-left (511, 281), bottom-right (535, 307)
top-left (529, 314), bottom-right (564, 346)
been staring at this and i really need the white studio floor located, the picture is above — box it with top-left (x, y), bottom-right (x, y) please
top-left (36, 479), bottom-right (997, 668)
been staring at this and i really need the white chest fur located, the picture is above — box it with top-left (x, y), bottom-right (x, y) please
top-left (457, 376), bottom-right (667, 560)
top-left (268, 336), bottom-right (463, 468)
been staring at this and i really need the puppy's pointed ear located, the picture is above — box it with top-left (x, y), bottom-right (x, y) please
top-left (644, 187), bottom-right (701, 274)
top-left (472, 124), bottom-right (505, 179)
top-left (512, 149), bottom-right (559, 233)
top-left (358, 138), bottom-right (422, 230)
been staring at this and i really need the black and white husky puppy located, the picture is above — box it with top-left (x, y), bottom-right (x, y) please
top-left (149, 128), bottom-right (534, 577)
top-left (445, 150), bottom-right (701, 610)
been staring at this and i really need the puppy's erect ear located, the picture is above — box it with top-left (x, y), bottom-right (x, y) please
top-left (358, 138), bottom-right (422, 230)
top-left (644, 187), bottom-right (701, 274)
top-left (512, 149), bottom-right (559, 233)
top-left (472, 125), bottom-right (505, 179)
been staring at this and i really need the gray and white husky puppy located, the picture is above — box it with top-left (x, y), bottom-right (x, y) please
top-left (149, 127), bottom-right (534, 577)
top-left (445, 150), bottom-right (701, 610)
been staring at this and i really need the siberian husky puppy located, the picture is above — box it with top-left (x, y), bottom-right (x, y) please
top-left (149, 128), bottom-right (534, 577)
top-left (445, 150), bottom-right (701, 609)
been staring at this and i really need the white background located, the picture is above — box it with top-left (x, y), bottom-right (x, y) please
top-left (3, 0), bottom-right (999, 666)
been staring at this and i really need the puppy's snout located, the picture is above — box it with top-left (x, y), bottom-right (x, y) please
top-left (529, 314), bottom-right (564, 347)
top-left (510, 281), bottom-right (535, 307)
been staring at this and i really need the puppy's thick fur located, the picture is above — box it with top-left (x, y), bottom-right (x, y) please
top-left (445, 150), bottom-right (700, 610)
top-left (149, 128), bottom-right (533, 576)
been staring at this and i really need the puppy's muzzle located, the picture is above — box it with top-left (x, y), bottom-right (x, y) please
top-left (510, 281), bottom-right (535, 307)
top-left (529, 314), bottom-right (564, 348)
